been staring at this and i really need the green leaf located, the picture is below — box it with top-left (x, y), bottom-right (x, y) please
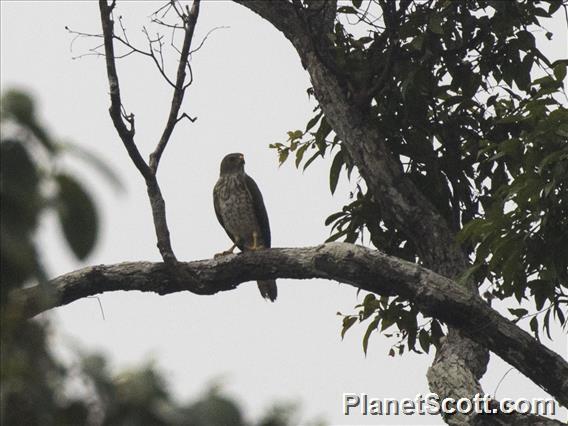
top-left (325, 211), bottom-right (345, 226)
top-left (1, 89), bottom-right (35, 125)
top-left (314, 118), bottom-right (331, 152)
top-left (305, 111), bottom-right (322, 133)
top-left (295, 143), bottom-right (309, 168)
top-left (362, 317), bottom-right (379, 355)
top-left (543, 309), bottom-right (552, 340)
top-left (341, 316), bottom-right (357, 339)
top-left (553, 62), bottom-right (566, 82)
top-left (302, 150), bottom-right (321, 171)
top-left (1, 89), bottom-right (55, 152)
top-left (56, 174), bottom-right (98, 260)
top-left (329, 150), bottom-right (344, 194)
top-left (286, 130), bottom-right (303, 141)
top-left (0, 139), bottom-right (41, 233)
top-left (325, 228), bottom-right (349, 243)
top-left (278, 148), bottom-right (289, 165)
top-left (428, 15), bottom-right (443, 34)
top-left (548, 0), bottom-right (562, 14)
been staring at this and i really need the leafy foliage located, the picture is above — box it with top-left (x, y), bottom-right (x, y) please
top-left (1, 89), bottom-right (103, 298)
top-left (272, 0), bottom-right (568, 352)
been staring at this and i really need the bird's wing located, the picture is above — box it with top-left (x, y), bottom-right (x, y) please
top-left (245, 174), bottom-right (271, 247)
top-left (213, 181), bottom-right (238, 246)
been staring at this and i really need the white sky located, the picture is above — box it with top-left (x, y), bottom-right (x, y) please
top-left (1, 1), bottom-right (566, 424)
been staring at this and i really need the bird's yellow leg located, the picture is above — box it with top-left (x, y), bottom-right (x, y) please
top-left (214, 243), bottom-right (237, 258)
top-left (251, 232), bottom-right (259, 250)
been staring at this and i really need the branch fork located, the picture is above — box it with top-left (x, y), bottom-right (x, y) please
top-left (98, 0), bottom-right (201, 264)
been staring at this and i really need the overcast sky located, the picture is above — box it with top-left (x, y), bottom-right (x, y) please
top-left (1, 2), bottom-right (566, 424)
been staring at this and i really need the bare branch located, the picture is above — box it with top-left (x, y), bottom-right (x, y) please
top-left (176, 112), bottom-right (197, 123)
top-left (151, 17), bottom-right (184, 30)
top-left (98, 0), bottom-right (151, 180)
top-left (142, 26), bottom-right (176, 88)
top-left (99, 0), bottom-right (177, 264)
top-left (189, 25), bottom-right (229, 55)
top-left (13, 242), bottom-right (568, 409)
top-left (149, 0), bottom-right (200, 173)
top-left (117, 15), bottom-right (130, 44)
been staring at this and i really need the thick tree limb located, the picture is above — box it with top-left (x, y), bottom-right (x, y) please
top-left (14, 243), bottom-right (568, 409)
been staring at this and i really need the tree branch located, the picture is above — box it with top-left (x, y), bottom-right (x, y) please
top-left (99, 0), bottom-right (182, 264)
top-left (14, 243), bottom-right (568, 409)
top-left (230, 3), bottom-right (560, 425)
top-left (98, 0), bottom-right (152, 181)
top-left (149, 0), bottom-right (200, 174)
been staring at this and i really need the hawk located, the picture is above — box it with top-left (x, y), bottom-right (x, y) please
top-left (213, 153), bottom-right (277, 302)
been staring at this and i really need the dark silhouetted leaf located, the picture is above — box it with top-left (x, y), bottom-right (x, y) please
top-left (329, 150), bottom-right (344, 194)
top-left (56, 174), bottom-right (98, 260)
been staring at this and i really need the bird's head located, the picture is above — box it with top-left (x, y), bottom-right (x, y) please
top-left (220, 153), bottom-right (245, 175)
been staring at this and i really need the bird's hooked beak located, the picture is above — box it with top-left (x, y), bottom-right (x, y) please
top-left (239, 154), bottom-right (245, 165)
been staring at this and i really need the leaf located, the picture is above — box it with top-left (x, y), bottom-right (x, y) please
top-left (418, 328), bottom-right (430, 353)
top-left (553, 62), bottom-right (567, 82)
top-left (341, 316), bottom-right (357, 339)
top-left (428, 15), bottom-right (443, 34)
top-left (0, 139), bottom-right (41, 233)
top-left (295, 143), bottom-right (309, 168)
top-left (302, 150), bottom-right (321, 171)
top-left (305, 111), bottom-right (322, 133)
top-left (329, 150), bottom-right (344, 194)
top-left (287, 130), bottom-right (303, 141)
top-left (325, 228), bottom-right (349, 243)
top-left (554, 304), bottom-right (566, 326)
top-left (324, 211), bottom-right (345, 226)
top-left (56, 174), bottom-right (98, 260)
top-left (278, 148), bottom-right (289, 165)
top-left (508, 308), bottom-right (528, 318)
top-left (362, 317), bottom-right (379, 355)
top-left (314, 118), bottom-right (331, 152)
top-left (543, 309), bottom-right (552, 340)
top-left (548, 0), bottom-right (562, 14)
top-left (1, 89), bottom-right (55, 152)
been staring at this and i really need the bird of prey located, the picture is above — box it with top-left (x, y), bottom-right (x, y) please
top-left (213, 153), bottom-right (277, 302)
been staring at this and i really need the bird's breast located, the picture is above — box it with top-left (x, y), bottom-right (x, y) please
top-left (215, 175), bottom-right (260, 246)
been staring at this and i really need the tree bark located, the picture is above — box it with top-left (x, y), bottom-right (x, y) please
top-left (230, 2), bottom-right (564, 424)
top-left (13, 243), bottom-right (568, 410)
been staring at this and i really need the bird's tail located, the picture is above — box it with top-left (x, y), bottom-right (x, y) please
top-left (257, 280), bottom-right (277, 302)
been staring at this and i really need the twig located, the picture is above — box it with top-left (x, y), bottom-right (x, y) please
top-left (149, 0), bottom-right (200, 173)
top-left (176, 112), bottom-right (197, 123)
top-left (189, 25), bottom-right (229, 55)
top-left (99, 0), bottom-right (150, 180)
